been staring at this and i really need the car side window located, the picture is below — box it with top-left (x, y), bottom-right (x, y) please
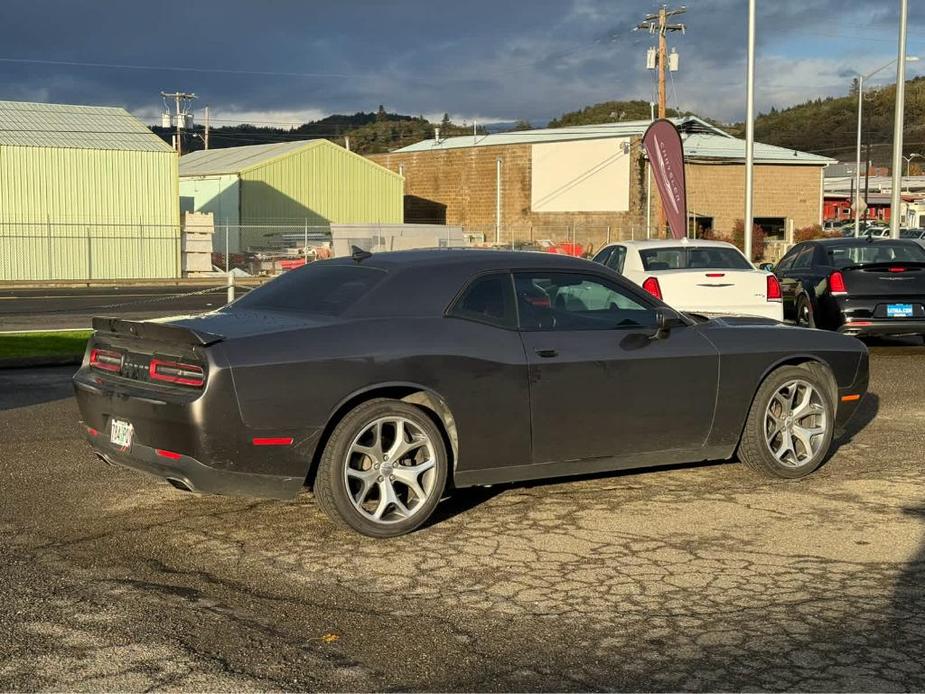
top-left (792, 246), bottom-right (814, 270)
top-left (514, 272), bottom-right (657, 332)
top-left (448, 273), bottom-right (516, 329)
top-left (776, 251), bottom-right (796, 272)
top-left (606, 246), bottom-right (627, 274)
top-left (593, 247), bottom-right (613, 266)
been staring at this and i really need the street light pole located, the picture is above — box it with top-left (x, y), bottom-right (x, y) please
top-left (890, 0), bottom-right (909, 239)
top-left (852, 53), bottom-right (919, 236)
top-left (854, 75), bottom-right (864, 237)
top-left (744, 0), bottom-right (756, 261)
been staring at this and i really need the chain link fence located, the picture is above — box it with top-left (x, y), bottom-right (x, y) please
top-left (1, 218), bottom-right (788, 282)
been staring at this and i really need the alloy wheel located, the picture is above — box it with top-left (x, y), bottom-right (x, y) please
top-left (343, 416), bottom-right (437, 524)
top-left (764, 379), bottom-right (829, 467)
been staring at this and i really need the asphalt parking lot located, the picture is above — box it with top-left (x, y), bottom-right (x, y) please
top-left (1, 340), bottom-right (924, 691)
top-left (0, 285), bottom-right (253, 331)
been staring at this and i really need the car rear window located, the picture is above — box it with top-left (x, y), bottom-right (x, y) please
top-left (826, 243), bottom-right (925, 268)
top-left (232, 263), bottom-right (387, 316)
top-left (639, 246), bottom-right (752, 271)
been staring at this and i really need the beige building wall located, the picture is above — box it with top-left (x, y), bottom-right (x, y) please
top-left (369, 141), bottom-right (647, 249)
top-left (683, 163), bottom-right (824, 235)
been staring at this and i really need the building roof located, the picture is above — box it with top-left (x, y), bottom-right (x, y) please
top-left (394, 115), bottom-right (834, 166)
top-left (0, 100), bottom-right (174, 152)
top-left (179, 139), bottom-right (320, 176)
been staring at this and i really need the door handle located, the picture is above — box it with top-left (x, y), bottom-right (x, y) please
top-left (534, 348), bottom-right (559, 358)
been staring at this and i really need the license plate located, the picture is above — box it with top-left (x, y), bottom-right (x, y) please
top-left (887, 303), bottom-right (914, 318)
top-left (110, 418), bottom-right (134, 449)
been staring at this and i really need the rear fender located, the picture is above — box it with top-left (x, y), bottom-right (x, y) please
top-left (306, 382), bottom-right (458, 488)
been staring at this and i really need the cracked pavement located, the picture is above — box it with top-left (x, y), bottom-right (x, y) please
top-left (1, 340), bottom-right (924, 691)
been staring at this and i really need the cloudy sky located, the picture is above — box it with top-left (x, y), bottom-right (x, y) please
top-left (0, 0), bottom-right (922, 128)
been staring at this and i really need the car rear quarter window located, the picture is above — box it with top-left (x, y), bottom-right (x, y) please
top-left (448, 273), bottom-right (516, 329)
top-left (232, 264), bottom-right (386, 316)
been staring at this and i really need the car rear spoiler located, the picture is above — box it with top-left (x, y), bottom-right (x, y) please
top-left (91, 316), bottom-right (224, 346)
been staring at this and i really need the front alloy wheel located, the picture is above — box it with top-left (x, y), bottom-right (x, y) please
top-left (737, 364), bottom-right (835, 478)
top-left (764, 379), bottom-right (828, 467)
top-left (314, 399), bottom-right (449, 537)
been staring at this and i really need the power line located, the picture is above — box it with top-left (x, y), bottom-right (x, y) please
top-left (0, 57), bottom-right (349, 79)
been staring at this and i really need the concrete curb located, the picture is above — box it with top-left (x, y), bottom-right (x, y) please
top-left (0, 355), bottom-right (82, 370)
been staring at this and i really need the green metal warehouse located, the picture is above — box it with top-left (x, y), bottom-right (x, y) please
top-left (0, 100), bottom-right (180, 281)
top-left (179, 139), bottom-right (404, 253)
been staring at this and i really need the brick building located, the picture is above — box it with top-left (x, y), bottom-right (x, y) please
top-left (369, 117), bottom-right (833, 252)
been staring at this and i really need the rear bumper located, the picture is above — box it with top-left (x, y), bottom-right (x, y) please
top-left (837, 320), bottom-right (925, 337)
top-left (83, 424), bottom-right (303, 499)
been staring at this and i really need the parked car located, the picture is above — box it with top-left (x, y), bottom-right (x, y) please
top-left (900, 228), bottom-right (925, 243)
top-left (592, 239), bottom-right (783, 321)
top-left (772, 237), bottom-right (925, 338)
top-left (75, 249), bottom-right (868, 537)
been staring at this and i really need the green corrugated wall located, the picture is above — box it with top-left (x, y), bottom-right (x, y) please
top-left (0, 145), bottom-right (179, 280)
top-left (237, 140), bottom-right (403, 249)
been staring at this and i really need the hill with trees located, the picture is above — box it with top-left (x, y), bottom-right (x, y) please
top-left (547, 100), bottom-right (683, 127)
top-left (740, 76), bottom-right (925, 166)
top-left (154, 107), bottom-right (485, 156)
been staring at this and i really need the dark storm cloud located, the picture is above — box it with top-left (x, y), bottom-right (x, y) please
top-left (0, 0), bottom-right (922, 124)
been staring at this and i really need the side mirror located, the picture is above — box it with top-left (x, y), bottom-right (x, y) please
top-left (652, 307), bottom-right (685, 340)
top-left (758, 262), bottom-right (775, 272)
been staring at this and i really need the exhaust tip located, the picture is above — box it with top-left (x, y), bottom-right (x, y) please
top-left (166, 478), bottom-right (194, 493)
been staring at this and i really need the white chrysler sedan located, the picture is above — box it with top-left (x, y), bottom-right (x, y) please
top-left (592, 239), bottom-right (784, 321)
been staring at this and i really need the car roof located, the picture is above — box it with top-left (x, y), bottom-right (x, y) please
top-left (811, 237), bottom-right (923, 247)
top-left (325, 247), bottom-right (596, 271)
top-left (604, 239), bottom-right (737, 251)
top-left (323, 248), bottom-right (613, 318)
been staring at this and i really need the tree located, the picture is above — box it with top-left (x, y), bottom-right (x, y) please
top-left (509, 119), bottom-right (533, 131)
top-left (440, 113), bottom-right (451, 128)
top-left (376, 105), bottom-right (387, 122)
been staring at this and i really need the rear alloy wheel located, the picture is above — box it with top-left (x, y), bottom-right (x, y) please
top-left (314, 399), bottom-right (448, 537)
top-left (795, 295), bottom-right (816, 328)
top-left (737, 364), bottom-right (835, 479)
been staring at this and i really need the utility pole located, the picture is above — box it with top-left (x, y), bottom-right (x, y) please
top-left (160, 91), bottom-right (197, 155)
top-left (204, 105), bottom-right (210, 150)
top-left (637, 5), bottom-right (686, 119)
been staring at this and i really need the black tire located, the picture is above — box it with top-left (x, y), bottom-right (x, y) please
top-left (795, 294), bottom-right (816, 329)
top-left (314, 398), bottom-right (449, 537)
top-left (737, 364), bottom-right (835, 479)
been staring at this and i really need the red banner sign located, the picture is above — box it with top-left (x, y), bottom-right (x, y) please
top-left (642, 119), bottom-right (688, 240)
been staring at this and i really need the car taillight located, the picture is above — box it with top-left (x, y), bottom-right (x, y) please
top-left (89, 347), bottom-right (123, 373)
top-left (148, 358), bottom-right (205, 387)
top-left (642, 277), bottom-right (662, 300)
top-left (766, 275), bottom-right (782, 302)
top-left (829, 271), bottom-right (848, 296)
top-left (888, 266), bottom-right (907, 273)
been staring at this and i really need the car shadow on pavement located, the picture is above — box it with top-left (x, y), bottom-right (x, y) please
top-left (829, 391), bottom-right (880, 456)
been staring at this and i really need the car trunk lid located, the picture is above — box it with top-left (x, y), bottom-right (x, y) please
top-left (652, 269), bottom-right (771, 310)
top-left (838, 262), bottom-right (925, 297)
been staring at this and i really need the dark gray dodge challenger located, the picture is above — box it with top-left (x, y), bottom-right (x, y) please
top-left (74, 249), bottom-right (869, 537)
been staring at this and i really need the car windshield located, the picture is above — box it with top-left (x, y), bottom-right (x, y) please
top-left (232, 263), bottom-right (387, 316)
top-left (900, 229), bottom-right (925, 239)
top-left (825, 242), bottom-right (925, 268)
top-left (639, 246), bottom-right (752, 271)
